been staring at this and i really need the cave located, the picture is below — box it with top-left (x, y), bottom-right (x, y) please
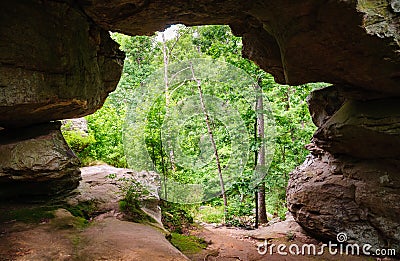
top-left (0, 0), bottom-right (399, 257)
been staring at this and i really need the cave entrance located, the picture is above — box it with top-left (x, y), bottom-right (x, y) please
top-left (63, 24), bottom-right (328, 227)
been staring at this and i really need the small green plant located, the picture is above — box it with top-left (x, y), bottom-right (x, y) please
top-left (105, 173), bottom-right (117, 179)
top-left (107, 174), bottom-right (155, 223)
top-left (161, 201), bottom-right (194, 234)
top-left (65, 200), bottom-right (98, 220)
top-left (286, 231), bottom-right (295, 241)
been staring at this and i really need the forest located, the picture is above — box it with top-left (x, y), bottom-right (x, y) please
top-left (62, 24), bottom-right (328, 226)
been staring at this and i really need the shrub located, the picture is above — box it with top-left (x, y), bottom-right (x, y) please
top-left (161, 201), bottom-right (194, 234)
top-left (62, 129), bottom-right (95, 154)
top-left (106, 174), bottom-right (155, 223)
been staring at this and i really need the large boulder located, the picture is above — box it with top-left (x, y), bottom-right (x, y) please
top-left (306, 85), bottom-right (400, 159)
top-left (287, 151), bottom-right (400, 253)
top-left (0, 122), bottom-right (81, 198)
top-left (68, 165), bottom-right (162, 225)
top-left (287, 85), bottom-right (400, 254)
top-left (313, 97), bottom-right (400, 159)
top-left (0, 0), bottom-right (124, 128)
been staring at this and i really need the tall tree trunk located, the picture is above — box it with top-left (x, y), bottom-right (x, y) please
top-left (158, 112), bottom-right (168, 200)
top-left (257, 183), bottom-right (267, 223)
top-left (189, 62), bottom-right (228, 214)
top-left (255, 82), bottom-right (268, 223)
top-left (161, 33), bottom-right (177, 172)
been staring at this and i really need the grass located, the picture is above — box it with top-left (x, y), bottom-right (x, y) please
top-left (0, 206), bottom-right (55, 223)
top-left (195, 205), bottom-right (225, 224)
top-left (170, 232), bottom-right (208, 254)
top-left (50, 212), bottom-right (89, 230)
top-left (64, 200), bottom-right (98, 220)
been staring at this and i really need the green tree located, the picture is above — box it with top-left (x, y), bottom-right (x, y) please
top-left (70, 25), bottom-right (327, 224)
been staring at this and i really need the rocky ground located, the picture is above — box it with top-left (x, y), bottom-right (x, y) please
top-left (0, 165), bottom-right (187, 261)
top-left (0, 165), bottom-right (398, 261)
top-left (186, 217), bottom-right (399, 261)
top-left (0, 209), bottom-right (186, 261)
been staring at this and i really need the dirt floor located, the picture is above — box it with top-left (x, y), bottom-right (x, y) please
top-left (1, 206), bottom-right (399, 261)
top-left (185, 222), bottom-right (399, 261)
top-left (0, 165), bottom-right (398, 261)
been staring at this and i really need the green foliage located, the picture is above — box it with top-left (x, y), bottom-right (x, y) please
top-left (62, 128), bottom-right (95, 156)
top-left (70, 34), bottom-right (159, 167)
top-left (195, 205), bottom-right (225, 224)
top-left (192, 25), bottom-right (242, 62)
top-left (226, 197), bottom-right (254, 227)
top-left (79, 102), bottom-right (127, 167)
top-left (161, 201), bottom-right (194, 234)
top-left (65, 200), bottom-right (98, 220)
top-left (109, 34), bottom-right (157, 105)
top-left (106, 174), bottom-right (155, 223)
top-left (83, 25), bottom-right (330, 226)
top-left (169, 232), bottom-right (208, 254)
top-left (0, 206), bottom-right (55, 223)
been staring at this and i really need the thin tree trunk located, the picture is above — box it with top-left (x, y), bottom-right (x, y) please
top-left (285, 86), bottom-right (291, 111)
top-left (158, 112), bottom-right (168, 200)
top-left (257, 183), bottom-right (267, 223)
top-left (254, 106), bottom-right (259, 228)
top-left (189, 62), bottom-right (228, 213)
top-left (161, 33), bottom-right (177, 172)
top-left (255, 82), bottom-right (268, 223)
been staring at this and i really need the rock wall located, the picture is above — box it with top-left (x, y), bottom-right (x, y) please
top-left (0, 0), bottom-right (124, 128)
top-left (70, 0), bottom-right (400, 252)
top-left (0, 0), bottom-right (399, 254)
top-left (0, 122), bottom-right (81, 198)
top-left (77, 0), bottom-right (400, 94)
top-left (287, 85), bottom-right (400, 253)
top-left (0, 0), bottom-right (124, 197)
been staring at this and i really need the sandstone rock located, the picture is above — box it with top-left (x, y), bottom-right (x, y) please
top-left (0, 208), bottom-right (188, 260)
top-left (78, 0), bottom-right (399, 94)
top-left (306, 85), bottom-right (346, 128)
top-left (78, 217), bottom-right (189, 260)
top-left (289, 84), bottom-right (400, 255)
top-left (287, 151), bottom-right (400, 254)
top-left (0, 122), bottom-right (81, 198)
top-left (312, 97), bottom-right (400, 159)
top-left (247, 212), bottom-right (315, 244)
top-left (0, 0), bottom-right (398, 255)
top-left (0, 0), bottom-right (124, 128)
top-left (68, 164), bottom-right (162, 225)
top-left (306, 85), bottom-right (395, 128)
top-left (358, 0), bottom-right (400, 45)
